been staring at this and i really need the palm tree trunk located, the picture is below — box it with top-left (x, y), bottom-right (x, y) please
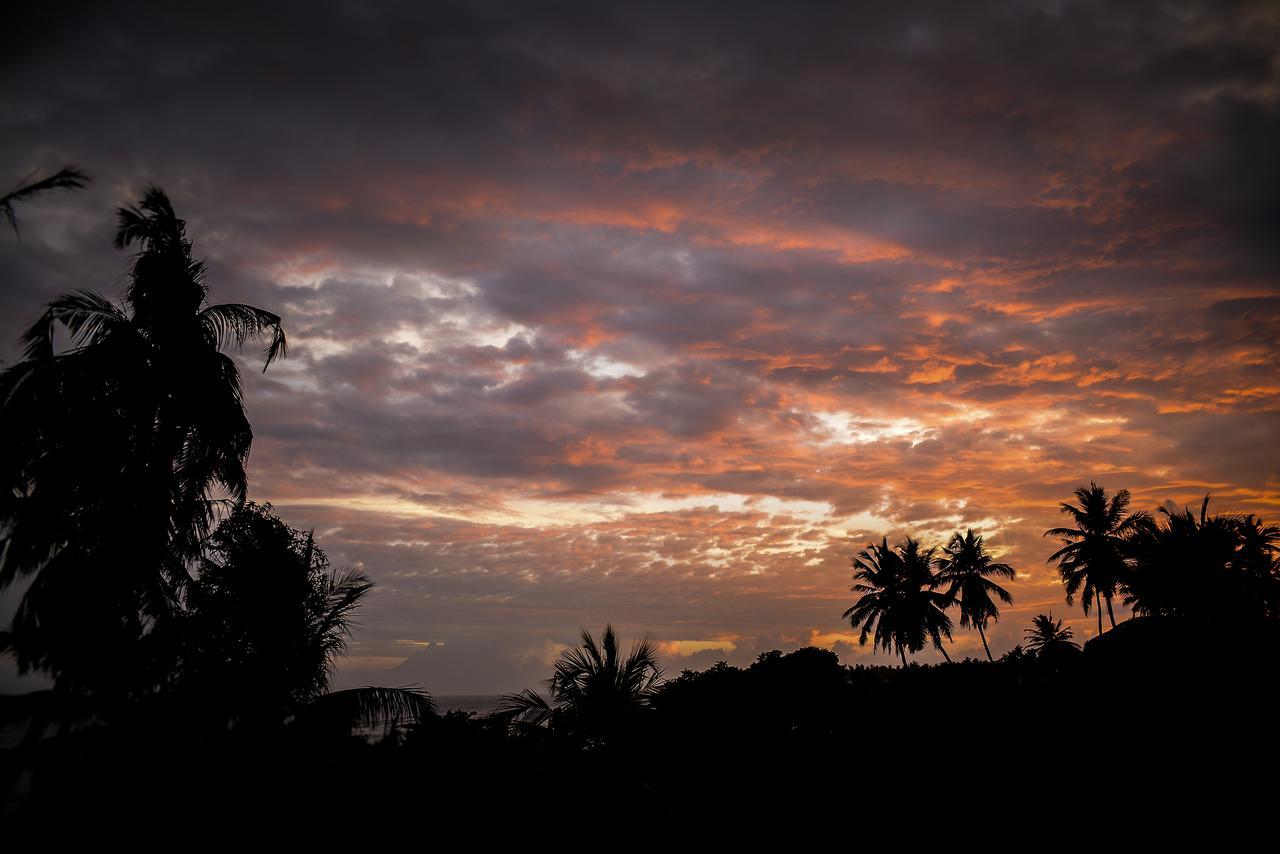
top-left (1095, 591), bottom-right (1103, 636)
top-left (938, 643), bottom-right (952, 664)
top-left (1106, 595), bottom-right (1116, 628)
top-left (899, 647), bottom-right (907, 668)
top-left (978, 624), bottom-right (993, 661)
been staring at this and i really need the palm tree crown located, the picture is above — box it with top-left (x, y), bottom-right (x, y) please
top-left (935, 528), bottom-right (1015, 661)
top-left (0, 187), bottom-right (286, 696)
top-left (1023, 613), bottom-right (1080, 659)
top-left (1124, 495), bottom-right (1280, 628)
top-left (498, 625), bottom-right (663, 742)
top-left (1044, 482), bottom-right (1144, 637)
top-left (844, 537), bottom-right (954, 665)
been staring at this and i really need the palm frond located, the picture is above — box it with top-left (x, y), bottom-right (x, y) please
top-left (315, 568), bottom-right (374, 659)
top-left (2, 167), bottom-right (89, 237)
top-left (199, 303), bottom-right (288, 370)
top-left (495, 688), bottom-right (555, 728)
top-left (301, 686), bottom-right (435, 735)
top-left (19, 290), bottom-right (131, 360)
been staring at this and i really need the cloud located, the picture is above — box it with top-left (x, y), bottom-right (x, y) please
top-left (2, 0), bottom-right (1278, 691)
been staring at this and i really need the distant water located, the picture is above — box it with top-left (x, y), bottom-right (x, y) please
top-left (435, 694), bottom-right (505, 717)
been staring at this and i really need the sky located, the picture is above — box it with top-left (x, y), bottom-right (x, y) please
top-left (2, 0), bottom-right (1278, 693)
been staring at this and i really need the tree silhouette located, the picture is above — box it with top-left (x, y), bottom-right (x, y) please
top-left (1044, 483), bottom-right (1143, 636)
top-left (1234, 513), bottom-right (1280, 621)
top-left (183, 501), bottom-right (433, 734)
top-left (1023, 613), bottom-right (1079, 660)
top-left (497, 624), bottom-right (663, 743)
top-left (0, 187), bottom-right (286, 698)
top-left (1124, 496), bottom-right (1280, 629)
top-left (935, 528), bottom-right (1015, 661)
top-left (844, 537), bottom-right (954, 665)
top-left (1, 167), bottom-right (89, 237)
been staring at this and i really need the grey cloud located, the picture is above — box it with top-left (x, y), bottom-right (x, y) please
top-left (3, 0), bottom-right (1278, 691)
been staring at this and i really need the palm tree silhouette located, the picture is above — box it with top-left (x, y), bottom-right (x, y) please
top-left (0, 187), bottom-right (286, 695)
top-left (1234, 512), bottom-right (1280, 621)
top-left (1124, 495), bottom-right (1280, 628)
top-left (185, 502), bottom-right (433, 734)
top-left (844, 537), bottom-right (954, 665)
top-left (935, 528), bottom-right (1015, 661)
top-left (1044, 483), bottom-right (1143, 637)
top-left (1023, 613), bottom-right (1079, 658)
top-left (497, 625), bottom-right (663, 742)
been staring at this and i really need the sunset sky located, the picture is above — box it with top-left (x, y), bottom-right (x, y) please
top-left (3, 1), bottom-right (1278, 693)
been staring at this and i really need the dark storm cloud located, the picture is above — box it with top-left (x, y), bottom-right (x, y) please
top-left (3, 0), bottom-right (1279, 691)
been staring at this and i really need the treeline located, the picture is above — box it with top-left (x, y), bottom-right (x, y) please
top-left (834, 483), bottom-right (1279, 667)
top-left (1048, 484), bottom-right (1280, 631)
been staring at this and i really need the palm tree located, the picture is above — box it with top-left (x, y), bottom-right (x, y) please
top-left (183, 501), bottom-right (433, 735)
top-left (1044, 483), bottom-right (1144, 637)
top-left (899, 537), bottom-right (955, 663)
top-left (935, 528), bottom-right (1015, 661)
top-left (497, 625), bottom-right (663, 742)
top-left (1124, 496), bottom-right (1280, 629)
top-left (1234, 513), bottom-right (1280, 621)
top-left (844, 539), bottom-right (907, 664)
top-left (844, 537), bottom-right (954, 665)
top-left (1023, 613), bottom-right (1079, 659)
top-left (0, 187), bottom-right (286, 697)
top-left (2, 167), bottom-right (89, 236)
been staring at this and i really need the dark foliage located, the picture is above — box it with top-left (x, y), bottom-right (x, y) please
top-left (844, 536), bottom-right (954, 664)
top-left (0, 187), bottom-right (285, 699)
top-left (1044, 482), bottom-right (1144, 634)
top-left (496, 624), bottom-right (662, 744)
top-left (1123, 496), bottom-right (1280, 628)
top-left (176, 501), bottom-right (433, 734)
top-left (935, 528), bottom-right (1015, 660)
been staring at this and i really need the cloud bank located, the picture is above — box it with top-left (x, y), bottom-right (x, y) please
top-left (3, 0), bottom-right (1278, 691)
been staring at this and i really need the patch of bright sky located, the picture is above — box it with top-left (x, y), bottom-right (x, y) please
top-left (751, 496), bottom-right (833, 523)
top-left (660, 638), bottom-right (739, 657)
top-left (270, 263), bottom-right (478, 298)
top-left (566, 348), bottom-right (648, 379)
top-left (813, 411), bottom-right (932, 446)
top-left (824, 510), bottom-right (896, 540)
top-left (270, 490), bottom-right (845, 531)
top-left (386, 314), bottom-right (533, 353)
top-left (812, 405), bottom-right (995, 448)
top-left (270, 263), bottom-right (532, 357)
top-left (822, 495), bottom-right (1007, 546)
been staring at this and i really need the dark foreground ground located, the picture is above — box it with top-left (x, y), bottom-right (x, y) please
top-left (3, 618), bottom-right (1276, 835)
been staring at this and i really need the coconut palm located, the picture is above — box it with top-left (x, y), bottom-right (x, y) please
top-left (1044, 483), bottom-right (1144, 636)
top-left (844, 537), bottom-right (954, 665)
top-left (843, 539), bottom-right (906, 663)
top-left (1023, 613), bottom-right (1079, 659)
top-left (497, 625), bottom-right (663, 742)
top-left (0, 186), bottom-right (286, 697)
top-left (935, 528), bottom-right (1015, 661)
